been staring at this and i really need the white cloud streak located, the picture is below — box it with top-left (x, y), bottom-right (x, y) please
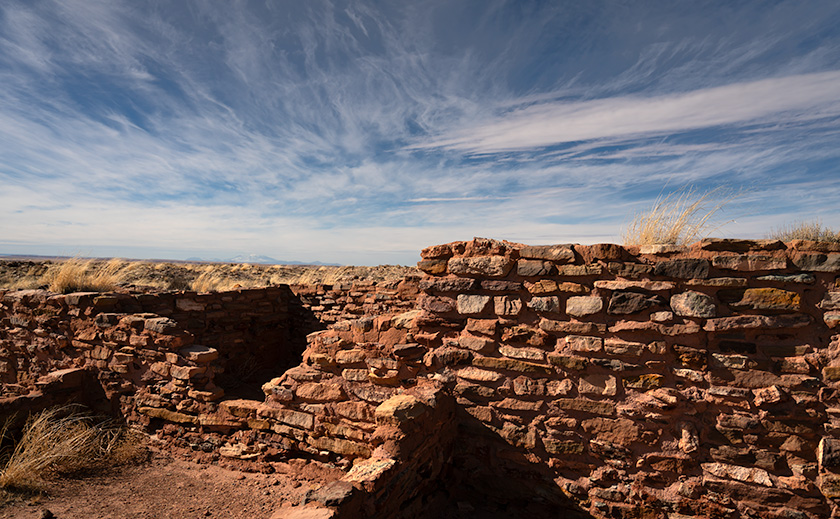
top-left (413, 71), bottom-right (840, 154)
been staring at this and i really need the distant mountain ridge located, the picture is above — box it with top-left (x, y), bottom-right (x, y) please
top-left (185, 254), bottom-right (341, 266)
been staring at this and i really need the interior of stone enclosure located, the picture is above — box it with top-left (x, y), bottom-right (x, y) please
top-left (3, 237), bottom-right (840, 519)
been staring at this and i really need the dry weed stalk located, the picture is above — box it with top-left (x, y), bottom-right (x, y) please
top-left (768, 220), bottom-right (840, 242)
top-left (46, 258), bottom-right (126, 294)
top-left (622, 187), bottom-right (738, 246)
top-left (0, 407), bottom-right (144, 493)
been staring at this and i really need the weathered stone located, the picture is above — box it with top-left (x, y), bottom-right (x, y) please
top-left (700, 238), bottom-right (785, 251)
top-left (703, 314), bottom-right (811, 331)
top-left (480, 280), bottom-right (522, 291)
top-left (421, 243), bottom-right (455, 259)
top-left (607, 262), bottom-right (654, 278)
top-left (456, 366), bottom-right (503, 382)
top-left (37, 368), bottom-right (87, 389)
top-left (472, 356), bottom-right (553, 377)
top-left (565, 335), bottom-right (603, 352)
top-left (820, 474), bottom-right (840, 499)
top-left (709, 369), bottom-right (782, 389)
top-left (654, 258), bottom-right (710, 279)
top-left (670, 291), bottom-right (716, 318)
top-left (257, 406), bottom-right (315, 429)
top-left (435, 347), bottom-right (472, 366)
top-left (607, 292), bottom-right (666, 315)
top-left (819, 292), bottom-right (840, 310)
top-left (824, 367), bottom-right (840, 381)
top-left (170, 365), bottom-right (203, 380)
top-left (553, 398), bottom-right (616, 416)
top-left (419, 277), bottom-right (476, 292)
top-left (448, 256), bottom-right (515, 277)
top-left (517, 259), bottom-right (554, 277)
top-left (752, 385), bottom-right (786, 406)
top-left (512, 376), bottom-right (546, 396)
top-left (686, 277), bottom-right (748, 287)
top-left (676, 422), bottom-right (699, 453)
top-left (712, 254), bottom-right (786, 271)
top-left (138, 407), bottom-right (197, 424)
top-left (556, 264), bottom-right (602, 276)
top-left (594, 280), bottom-right (675, 291)
top-left (624, 374), bottom-right (664, 389)
top-left (499, 345), bottom-right (544, 361)
top-left (724, 288), bottom-right (801, 311)
top-left (459, 333), bottom-right (495, 352)
top-left (546, 379), bottom-right (574, 396)
top-left (455, 382), bottom-right (496, 399)
top-left (526, 296), bottom-right (560, 313)
top-left (341, 369), bottom-right (368, 382)
top-left (608, 320), bottom-right (701, 336)
top-left (524, 279), bottom-right (560, 295)
top-left (490, 398), bottom-right (544, 412)
top-left (179, 344), bottom-right (218, 363)
top-left (544, 439), bottom-right (585, 455)
top-left (392, 343), bottom-right (424, 358)
top-left (420, 295), bottom-right (456, 314)
top-left (818, 438), bottom-right (840, 470)
top-left (547, 354), bottom-right (588, 370)
top-left (711, 353), bottom-right (751, 369)
top-left (494, 296), bottom-right (522, 316)
top-left (566, 296), bottom-right (603, 317)
top-left (582, 418), bottom-right (641, 446)
top-left (578, 374), bottom-right (617, 396)
top-left (756, 274), bottom-right (815, 284)
top-left (519, 244), bottom-right (575, 263)
top-left (144, 317), bottom-right (180, 335)
top-left (792, 252), bottom-right (840, 272)
top-left (335, 349), bottom-right (367, 365)
top-left (604, 338), bottom-right (645, 356)
top-left (826, 313), bottom-right (840, 329)
top-left (650, 310), bottom-right (673, 322)
top-left (701, 462), bottom-right (773, 487)
top-left (455, 294), bottom-right (491, 315)
top-left (374, 394), bottom-right (427, 426)
top-left (539, 319), bottom-right (605, 334)
top-left (417, 259), bottom-right (448, 274)
top-left (296, 382), bottom-right (345, 402)
top-left (343, 457), bottom-right (397, 485)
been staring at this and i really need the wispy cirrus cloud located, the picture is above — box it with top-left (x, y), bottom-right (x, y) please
top-left (411, 71), bottom-right (840, 154)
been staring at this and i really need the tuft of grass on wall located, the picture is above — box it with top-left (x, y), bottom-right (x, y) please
top-left (0, 406), bottom-right (146, 494)
top-left (46, 258), bottom-right (126, 294)
top-left (622, 187), bottom-right (738, 246)
top-left (768, 220), bottom-right (840, 243)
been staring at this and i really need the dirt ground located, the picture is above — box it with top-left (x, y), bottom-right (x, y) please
top-left (0, 447), bottom-right (345, 519)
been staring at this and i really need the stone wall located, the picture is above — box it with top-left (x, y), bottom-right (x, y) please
top-left (411, 237), bottom-right (840, 519)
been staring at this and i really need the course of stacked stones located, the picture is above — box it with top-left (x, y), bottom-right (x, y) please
top-left (3, 237), bottom-right (840, 518)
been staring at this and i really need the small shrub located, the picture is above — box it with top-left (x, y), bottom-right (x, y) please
top-left (622, 187), bottom-right (738, 246)
top-left (0, 406), bottom-right (145, 493)
top-left (768, 220), bottom-right (840, 242)
top-left (46, 258), bottom-right (125, 294)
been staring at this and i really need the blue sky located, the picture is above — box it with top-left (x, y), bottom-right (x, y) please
top-left (1, 0), bottom-right (839, 265)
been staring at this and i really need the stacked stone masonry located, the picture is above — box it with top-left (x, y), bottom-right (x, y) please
top-left (4, 238), bottom-right (840, 518)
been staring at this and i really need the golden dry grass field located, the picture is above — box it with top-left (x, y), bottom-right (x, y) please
top-left (0, 258), bottom-right (418, 293)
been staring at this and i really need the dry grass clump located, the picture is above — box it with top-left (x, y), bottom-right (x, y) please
top-left (190, 267), bottom-right (248, 292)
top-left (45, 258), bottom-right (126, 294)
top-left (622, 187), bottom-right (738, 246)
top-left (0, 406), bottom-right (146, 494)
top-left (768, 220), bottom-right (840, 242)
